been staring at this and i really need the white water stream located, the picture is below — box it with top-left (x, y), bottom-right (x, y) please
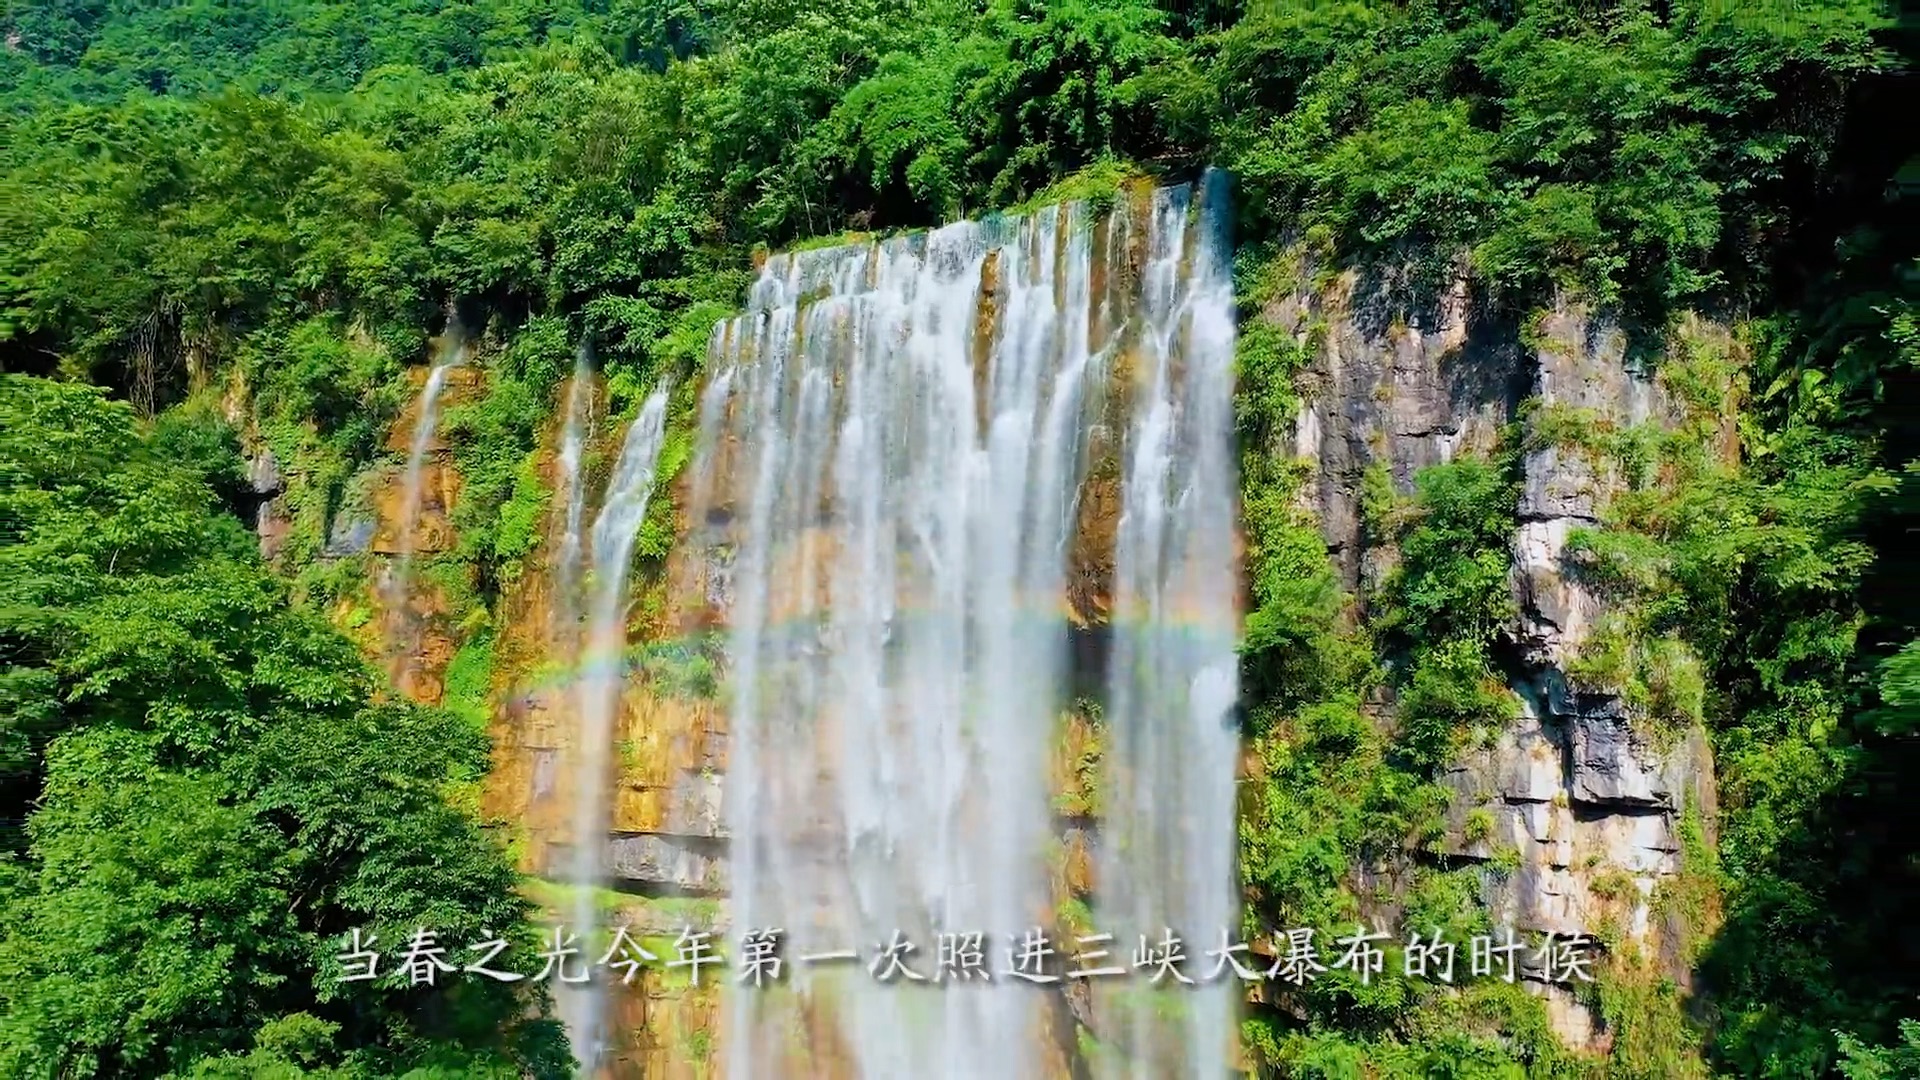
top-left (550, 342), bottom-right (596, 649)
top-left (679, 175), bottom-right (1241, 1076)
top-left (386, 322), bottom-right (470, 681)
top-left (560, 384), bottom-right (672, 1069)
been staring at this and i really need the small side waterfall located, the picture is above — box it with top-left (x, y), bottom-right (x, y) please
top-left (686, 362), bottom-right (736, 535)
top-left (550, 343), bottom-right (596, 648)
top-left (393, 362), bottom-right (455, 577)
top-left (386, 322), bottom-right (469, 683)
top-left (561, 384), bottom-right (672, 1069)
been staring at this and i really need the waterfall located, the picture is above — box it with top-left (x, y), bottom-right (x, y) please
top-left (695, 174), bottom-right (1240, 1077)
top-left (386, 323), bottom-right (468, 680)
top-left (550, 343), bottom-right (595, 648)
top-left (562, 384), bottom-right (672, 1069)
top-left (685, 358), bottom-right (736, 537)
top-left (1093, 172), bottom-right (1242, 1077)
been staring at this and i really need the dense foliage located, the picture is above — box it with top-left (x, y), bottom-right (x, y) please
top-left (0, 0), bottom-right (1913, 1075)
top-left (0, 377), bottom-right (570, 1076)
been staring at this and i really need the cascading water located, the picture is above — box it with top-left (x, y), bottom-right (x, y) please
top-left (386, 322), bottom-right (469, 679)
top-left (1092, 171), bottom-right (1242, 1078)
top-left (561, 384), bottom-right (672, 1069)
top-left (692, 173), bottom-right (1240, 1077)
top-left (550, 343), bottom-right (596, 648)
top-left (685, 361), bottom-right (736, 538)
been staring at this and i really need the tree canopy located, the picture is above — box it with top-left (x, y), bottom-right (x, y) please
top-left (0, 376), bottom-right (571, 1076)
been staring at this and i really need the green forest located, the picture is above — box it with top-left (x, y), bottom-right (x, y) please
top-left (0, 0), bottom-right (1915, 1076)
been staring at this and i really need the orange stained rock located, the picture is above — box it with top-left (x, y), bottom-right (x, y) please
top-left (370, 460), bottom-right (462, 555)
top-left (1068, 469), bottom-right (1120, 627)
top-left (381, 363), bottom-right (484, 454)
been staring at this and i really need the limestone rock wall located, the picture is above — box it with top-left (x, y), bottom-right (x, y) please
top-left (1277, 257), bottom-right (1727, 1053)
top-left (1272, 262), bottom-right (1525, 592)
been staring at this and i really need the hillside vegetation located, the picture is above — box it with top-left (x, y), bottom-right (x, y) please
top-left (1, 0), bottom-right (1915, 1076)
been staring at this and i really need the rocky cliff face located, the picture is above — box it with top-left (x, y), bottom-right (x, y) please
top-left (1276, 256), bottom-right (1728, 1050)
top-left (237, 229), bottom-right (1734, 1074)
